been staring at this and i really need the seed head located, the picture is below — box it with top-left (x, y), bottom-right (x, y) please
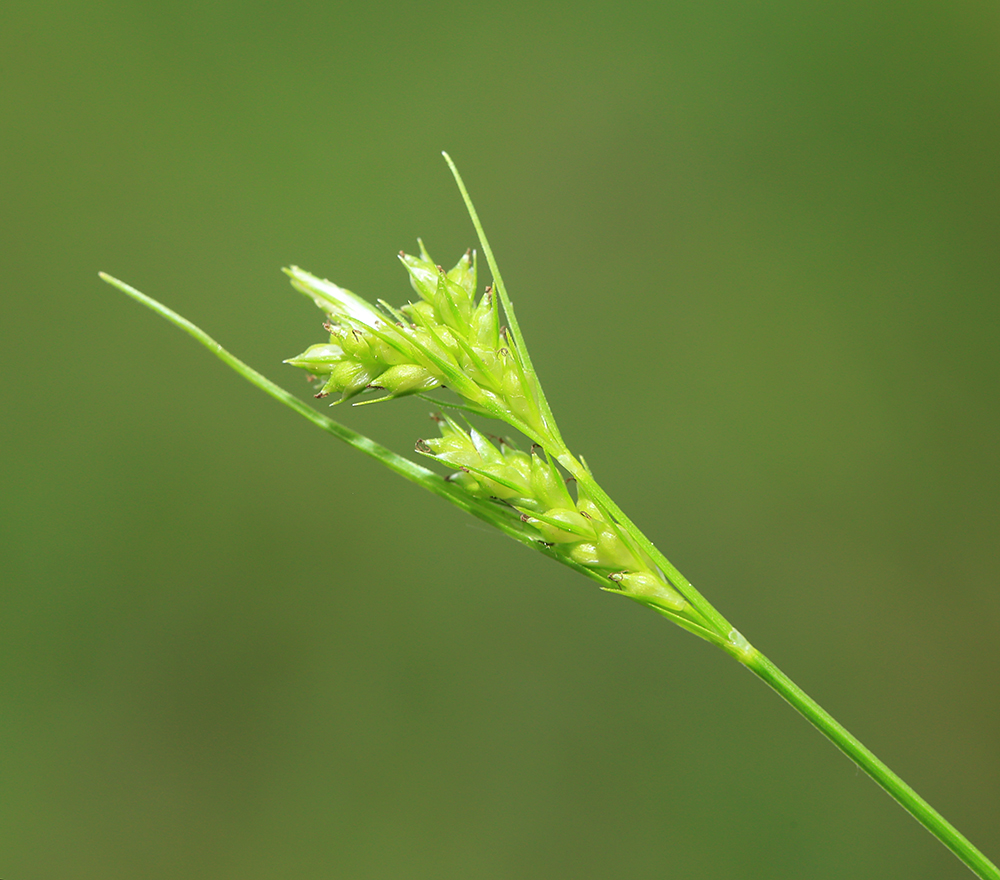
top-left (283, 244), bottom-right (686, 618)
top-left (283, 247), bottom-right (551, 442)
top-left (417, 414), bottom-right (687, 613)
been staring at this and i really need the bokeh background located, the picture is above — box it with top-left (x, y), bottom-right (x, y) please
top-left (3, 1), bottom-right (998, 877)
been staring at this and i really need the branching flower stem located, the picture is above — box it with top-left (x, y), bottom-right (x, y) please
top-left (99, 158), bottom-right (998, 878)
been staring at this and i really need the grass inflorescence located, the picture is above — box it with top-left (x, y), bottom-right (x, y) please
top-left (98, 154), bottom-right (999, 880)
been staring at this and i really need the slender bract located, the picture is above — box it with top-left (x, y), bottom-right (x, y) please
top-left (100, 157), bottom-right (998, 879)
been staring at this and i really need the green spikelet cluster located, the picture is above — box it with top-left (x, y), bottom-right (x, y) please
top-left (284, 244), bottom-right (690, 620)
top-left (416, 414), bottom-right (687, 614)
top-left (284, 244), bottom-right (550, 440)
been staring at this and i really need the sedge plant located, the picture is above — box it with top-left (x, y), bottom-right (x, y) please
top-left (100, 153), bottom-right (997, 878)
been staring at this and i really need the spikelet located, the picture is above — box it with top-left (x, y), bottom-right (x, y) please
top-left (416, 416), bottom-right (687, 614)
top-left (284, 246), bottom-right (548, 440)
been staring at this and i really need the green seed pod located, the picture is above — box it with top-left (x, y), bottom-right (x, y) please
top-left (434, 271), bottom-right (472, 335)
top-left (469, 288), bottom-right (500, 352)
top-left (338, 327), bottom-right (374, 361)
top-left (314, 361), bottom-right (377, 401)
top-left (445, 468), bottom-right (483, 495)
top-left (431, 324), bottom-right (462, 360)
top-left (596, 527), bottom-right (642, 570)
top-left (410, 326), bottom-right (459, 369)
top-left (455, 431), bottom-right (530, 501)
top-left (420, 422), bottom-right (483, 470)
top-left (338, 360), bottom-right (383, 396)
top-left (523, 507), bottom-right (598, 543)
top-left (416, 418), bottom-right (530, 503)
top-left (530, 448), bottom-right (574, 510)
top-left (472, 346), bottom-right (504, 388)
top-left (283, 342), bottom-right (344, 375)
top-left (446, 249), bottom-right (476, 298)
top-left (567, 541), bottom-right (601, 567)
top-left (500, 350), bottom-right (540, 427)
top-left (366, 332), bottom-right (412, 366)
top-left (370, 364), bottom-right (439, 398)
top-left (399, 252), bottom-right (439, 303)
top-left (574, 485), bottom-right (605, 524)
top-left (287, 247), bottom-right (533, 415)
top-left (568, 526), bottom-right (639, 570)
top-left (468, 427), bottom-right (505, 468)
top-left (401, 300), bottom-right (437, 325)
top-left (498, 438), bottom-right (531, 483)
top-left (416, 434), bottom-right (489, 498)
top-left (607, 571), bottom-right (687, 612)
top-left (419, 415), bottom-right (475, 460)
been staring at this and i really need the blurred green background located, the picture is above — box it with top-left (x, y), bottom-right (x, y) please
top-left (2, 1), bottom-right (998, 877)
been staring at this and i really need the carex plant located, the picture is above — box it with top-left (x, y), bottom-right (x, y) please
top-left (100, 154), bottom-right (998, 879)
top-left (283, 245), bottom-right (692, 629)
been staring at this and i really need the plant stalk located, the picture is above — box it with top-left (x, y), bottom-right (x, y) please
top-left (578, 455), bottom-right (998, 876)
top-left (745, 649), bottom-right (999, 879)
top-left (570, 454), bottom-right (998, 876)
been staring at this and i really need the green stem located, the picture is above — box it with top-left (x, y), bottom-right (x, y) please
top-left (566, 451), bottom-right (998, 876)
top-left (746, 649), bottom-right (999, 879)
